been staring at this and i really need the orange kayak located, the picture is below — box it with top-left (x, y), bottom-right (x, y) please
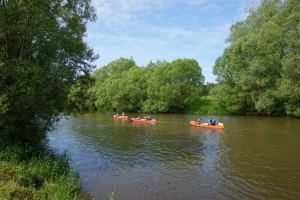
top-left (130, 118), bottom-right (156, 123)
top-left (113, 115), bottom-right (128, 119)
top-left (190, 121), bottom-right (224, 129)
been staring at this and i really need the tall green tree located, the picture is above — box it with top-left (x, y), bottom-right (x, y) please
top-left (278, 0), bottom-right (300, 116)
top-left (67, 74), bottom-right (96, 112)
top-left (212, 0), bottom-right (300, 115)
top-left (109, 66), bottom-right (149, 111)
top-left (93, 57), bottom-right (138, 111)
top-left (0, 0), bottom-right (98, 140)
top-left (144, 59), bottom-right (204, 113)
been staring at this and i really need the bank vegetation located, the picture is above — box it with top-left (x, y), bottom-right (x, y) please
top-left (0, 0), bottom-right (97, 199)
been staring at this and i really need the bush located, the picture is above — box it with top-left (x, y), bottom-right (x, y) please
top-left (0, 140), bottom-right (83, 200)
top-left (184, 96), bottom-right (230, 115)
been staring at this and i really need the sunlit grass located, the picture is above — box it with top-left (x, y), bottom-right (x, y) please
top-left (0, 140), bottom-right (83, 200)
top-left (185, 96), bottom-right (230, 115)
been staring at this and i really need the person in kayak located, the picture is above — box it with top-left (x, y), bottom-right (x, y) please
top-left (209, 117), bottom-right (217, 125)
top-left (122, 112), bottom-right (126, 116)
top-left (146, 115), bottom-right (151, 120)
top-left (197, 118), bottom-right (202, 124)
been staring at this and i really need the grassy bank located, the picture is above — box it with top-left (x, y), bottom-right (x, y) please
top-left (0, 139), bottom-right (83, 200)
top-left (184, 96), bottom-right (229, 115)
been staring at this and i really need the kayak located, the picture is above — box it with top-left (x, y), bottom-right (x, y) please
top-left (113, 115), bottom-right (128, 119)
top-left (130, 118), bottom-right (156, 123)
top-left (190, 121), bottom-right (224, 129)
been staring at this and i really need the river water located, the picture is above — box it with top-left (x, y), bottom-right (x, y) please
top-left (47, 111), bottom-right (300, 200)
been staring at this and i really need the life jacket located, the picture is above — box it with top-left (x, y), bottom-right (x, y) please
top-left (211, 119), bottom-right (216, 125)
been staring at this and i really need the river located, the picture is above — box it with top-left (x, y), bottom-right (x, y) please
top-left (47, 111), bottom-right (300, 200)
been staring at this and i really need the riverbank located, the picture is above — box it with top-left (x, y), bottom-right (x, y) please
top-left (0, 138), bottom-right (84, 199)
top-left (184, 96), bottom-right (229, 115)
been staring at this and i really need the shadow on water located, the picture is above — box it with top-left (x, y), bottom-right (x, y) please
top-left (47, 112), bottom-right (300, 200)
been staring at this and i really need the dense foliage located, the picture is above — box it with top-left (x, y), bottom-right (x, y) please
top-left (89, 58), bottom-right (205, 113)
top-left (0, 0), bottom-right (98, 141)
top-left (211, 0), bottom-right (300, 115)
top-left (0, 139), bottom-right (83, 199)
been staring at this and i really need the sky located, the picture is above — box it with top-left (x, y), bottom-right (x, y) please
top-left (85, 0), bottom-right (259, 83)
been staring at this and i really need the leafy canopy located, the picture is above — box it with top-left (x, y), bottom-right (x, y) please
top-left (212, 0), bottom-right (300, 115)
top-left (0, 0), bottom-right (98, 140)
top-left (90, 58), bottom-right (205, 113)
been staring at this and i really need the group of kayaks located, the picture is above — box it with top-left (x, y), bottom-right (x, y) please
top-left (113, 115), bottom-right (157, 123)
top-left (113, 115), bottom-right (224, 129)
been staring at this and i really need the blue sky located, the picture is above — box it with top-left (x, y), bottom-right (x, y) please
top-left (85, 0), bottom-right (259, 83)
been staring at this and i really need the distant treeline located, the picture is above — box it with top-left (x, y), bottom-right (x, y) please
top-left (79, 58), bottom-right (206, 113)
top-left (74, 0), bottom-right (300, 116)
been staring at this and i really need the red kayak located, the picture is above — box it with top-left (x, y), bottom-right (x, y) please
top-left (113, 115), bottom-right (128, 119)
top-left (130, 118), bottom-right (156, 123)
top-left (190, 121), bottom-right (224, 129)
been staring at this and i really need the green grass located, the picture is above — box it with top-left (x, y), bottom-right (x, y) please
top-left (0, 140), bottom-right (84, 200)
top-left (184, 96), bottom-right (230, 115)
top-left (109, 187), bottom-right (116, 200)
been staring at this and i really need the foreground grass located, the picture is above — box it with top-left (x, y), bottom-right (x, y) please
top-left (0, 139), bottom-right (83, 200)
top-left (184, 96), bottom-right (230, 115)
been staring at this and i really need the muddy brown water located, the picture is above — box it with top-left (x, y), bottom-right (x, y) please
top-left (47, 112), bottom-right (300, 200)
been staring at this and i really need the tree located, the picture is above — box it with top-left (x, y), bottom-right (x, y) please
top-left (67, 74), bottom-right (96, 112)
top-left (211, 0), bottom-right (300, 115)
top-left (93, 57), bottom-right (139, 111)
top-left (278, 0), bottom-right (300, 116)
top-left (202, 82), bottom-right (216, 96)
top-left (144, 59), bottom-right (204, 113)
top-left (0, 0), bottom-right (98, 141)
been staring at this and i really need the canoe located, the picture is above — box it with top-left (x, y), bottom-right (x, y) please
top-left (113, 115), bottom-right (128, 119)
top-left (189, 121), bottom-right (224, 129)
top-left (130, 118), bottom-right (156, 123)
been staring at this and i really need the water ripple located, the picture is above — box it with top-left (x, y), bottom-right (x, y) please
top-left (47, 113), bottom-right (300, 200)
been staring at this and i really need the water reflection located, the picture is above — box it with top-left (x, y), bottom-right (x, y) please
top-left (47, 112), bottom-right (300, 200)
